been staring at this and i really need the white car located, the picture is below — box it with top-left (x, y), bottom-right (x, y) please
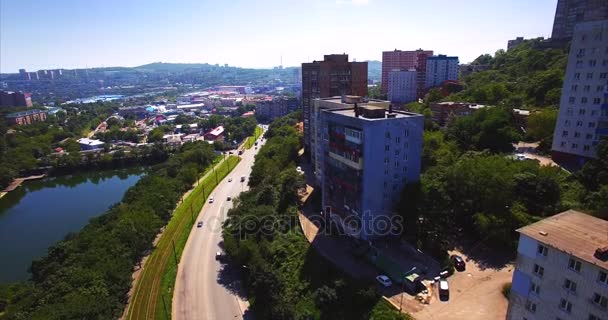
top-left (208, 196), bottom-right (214, 204)
top-left (375, 275), bottom-right (392, 287)
top-left (515, 153), bottom-right (527, 161)
top-left (228, 178), bottom-right (232, 182)
top-left (439, 279), bottom-right (450, 300)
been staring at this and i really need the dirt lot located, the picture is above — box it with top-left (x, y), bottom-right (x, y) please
top-left (401, 249), bottom-right (513, 320)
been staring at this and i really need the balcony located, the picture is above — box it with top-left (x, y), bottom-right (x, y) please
top-left (602, 103), bottom-right (608, 111)
top-left (329, 151), bottom-right (363, 170)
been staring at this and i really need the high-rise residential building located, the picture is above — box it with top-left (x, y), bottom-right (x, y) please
top-left (311, 96), bottom-right (390, 183)
top-left (551, 20), bottom-right (608, 167)
top-left (551, 0), bottom-right (608, 40)
top-left (425, 55), bottom-right (459, 89)
top-left (0, 90), bottom-right (33, 107)
top-left (381, 49), bottom-right (433, 95)
top-left (387, 69), bottom-right (417, 104)
top-left (18, 69), bottom-right (31, 81)
top-left (30, 71), bottom-right (39, 81)
top-left (301, 54), bottom-right (368, 155)
top-left (506, 210), bottom-right (608, 320)
top-left (318, 102), bottom-right (423, 239)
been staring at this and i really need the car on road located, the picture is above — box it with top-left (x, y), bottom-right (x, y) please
top-left (375, 275), bottom-right (392, 287)
top-left (226, 196), bottom-right (231, 201)
top-left (228, 178), bottom-right (232, 182)
top-left (208, 196), bottom-right (214, 203)
top-left (215, 251), bottom-right (224, 261)
top-left (451, 255), bottom-right (466, 271)
top-left (240, 176), bottom-right (246, 182)
top-left (439, 279), bottom-right (450, 301)
top-left (197, 221), bottom-right (203, 228)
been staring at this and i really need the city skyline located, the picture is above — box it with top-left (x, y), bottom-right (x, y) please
top-left (1, 0), bottom-right (557, 73)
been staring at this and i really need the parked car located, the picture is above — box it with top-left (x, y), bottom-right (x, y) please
top-left (375, 275), bottom-right (392, 287)
top-left (197, 221), bottom-right (203, 228)
top-left (227, 196), bottom-right (231, 201)
top-left (228, 178), bottom-right (232, 182)
top-left (208, 196), bottom-right (214, 204)
top-left (451, 255), bottom-right (466, 271)
top-left (215, 251), bottom-right (222, 261)
top-left (439, 279), bottom-right (450, 301)
top-left (240, 176), bottom-right (246, 182)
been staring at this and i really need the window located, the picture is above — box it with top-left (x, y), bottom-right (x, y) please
top-left (576, 60), bottom-right (584, 67)
top-left (601, 72), bottom-right (608, 79)
top-left (598, 271), bottom-right (608, 285)
top-left (396, 136), bottom-right (401, 143)
top-left (404, 129), bottom-right (409, 137)
top-left (584, 85), bottom-right (591, 92)
top-left (571, 84), bottom-right (578, 91)
top-left (575, 73), bottom-right (581, 80)
top-left (530, 282), bottom-right (540, 295)
top-left (575, 132), bottom-right (581, 138)
top-left (567, 108), bottom-right (573, 115)
top-left (402, 166), bottom-right (407, 173)
top-left (593, 98), bottom-right (601, 104)
top-left (584, 145), bottom-right (591, 151)
top-left (599, 85), bottom-right (605, 92)
top-left (588, 313), bottom-right (602, 320)
top-left (559, 298), bottom-right (572, 313)
top-left (537, 245), bottom-right (548, 256)
top-left (589, 122), bottom-right (596, 128)
top-left (563, 130), bottom-right (569, 137)
top-left (593, 293), bottom-right (608, 309)
top-left (579, 109), bottom-right (587, 115)
top-left (564, 278), bottom-right (577, 293)
top-left (587, 73), bottom-right (594, 79)
top-left (533, 264), bottom-right (544, 277)
top-left (565, 119), bottom-right (571, 126)
top-left (384, 157), bottom-right (389, 164)
top-left (385, 131), bottom-right (390, 139)
top-left (589, 60), bottom-right (597, 67)
top-left (568, 258), bottom-right (582, 272)
top-left (587, 133), bottom-right (594, 139)
top-left (582, 97), bottom-right (588, 104)
top-left (385, 145), bottom-right (390, 151)
top-left (525, 300), bottom-right (537, 313)
top-left (561, 141), bottom-right (566, 147)
top-left (394, 161), bottom-right (399, 168)
top-left (569, 97), bottom-right (576, 104)
top-left (577, 121), bottom-right (583, 127)
top-left (395, 149), bottom-right (400, 156)
top-left (572, 143), bottom-right (579, 149)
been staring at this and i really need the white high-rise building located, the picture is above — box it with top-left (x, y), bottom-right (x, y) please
top-left (425, 55), bottom-right (459, 88)
top-left (387, 69), bottom-right (417, 104)
top-left (552, 20), bottom-right (608, 166)
top-left (506, 210), bottom-right (608, 320)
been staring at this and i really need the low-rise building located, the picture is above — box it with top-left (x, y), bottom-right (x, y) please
top-left (507, 210), bottom-right (608, 320)
top-left (0, 90), bottom-right (33, 107)
top-left (318, 104), bottom-right (424, 239)
top-left (429, 102), bottom-right (490, 126)
top-left (203, 125), bottom-right (225, 141)
top-left (77, 138), bottom-right (105, 150)
top-left (5, 109), bottom-right (47, 125)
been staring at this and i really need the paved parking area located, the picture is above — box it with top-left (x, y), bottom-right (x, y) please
top-left (407, 250), bottom-right (513, 320)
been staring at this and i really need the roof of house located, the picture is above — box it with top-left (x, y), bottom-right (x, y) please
top-left (517, 210), bottom-right (608, 269)
top-left (77, 138), bottom-right (105, 146)
top-left (206, 125), bottom-right (224, 137)
top-left (6, 109), bottom-right (45, 118)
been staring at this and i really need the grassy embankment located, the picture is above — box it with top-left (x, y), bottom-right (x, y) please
top-left (125, 156), bottom-right (241, 320)
top-left (244, 126), bottom-right (263, 149)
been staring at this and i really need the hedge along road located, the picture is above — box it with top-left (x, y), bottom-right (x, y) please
top-left (125, 155), bottom-right (241, 320)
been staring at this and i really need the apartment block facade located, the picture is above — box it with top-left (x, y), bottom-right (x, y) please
top-left (551, 0), bottom-right (608, 40)
top-left (507, 210), bottom-right (608, 320)
top-left (318, 103), bottom-right (423, 239)
top-left (381, 49), bottom-right (433, 95)
top-left (425, 55), bottom-right (459, 89)
top-left (301, 55), bottom-right (368, 155)
top-left (254, 97), bottom-right (299, 121)
top-left (5, 109), bottom-right (47, 126)
top-left (551, 20), bottom-right (608, 166)
top-left (387, 69), bottom-right (417, 104)
top-left (0, 90), bottom-right (33, 107)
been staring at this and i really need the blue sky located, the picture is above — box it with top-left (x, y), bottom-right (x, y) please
top-left (0, 0), bottom-right (557, 73)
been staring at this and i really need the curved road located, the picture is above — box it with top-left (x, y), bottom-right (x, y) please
top-left (173, 129), bottom-right (265, 320)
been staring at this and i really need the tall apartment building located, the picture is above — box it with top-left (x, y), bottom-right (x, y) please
top-left (507, 210), bottom-right (608, 320)
top-left (425, 55), bottom-right (459, 89)
top-left (18, 69), bottom-right (31, 81)
top-left (551, 0), bottom-right (608, 40)
top-left (301, 54), bottom-right (368, 155)
top-left (318, 103), bottom-right (424, 239)
top-left (381, 49), bottom-right (433, 95)
top-left (551, 20), bottom-right (608, 167)
top-left (311, 96), bottom-right (390, 183)
top-left (387, 69), bottom-right (417, 104)
top-left (254, 97), bottom-right (299, 121)
top-left (0, 90), bottom-right (33, 107)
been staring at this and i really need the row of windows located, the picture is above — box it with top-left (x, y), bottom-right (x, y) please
top-left (568, 96), bottom-right (605, 104)
top-left (559, 142), bottom-right (592, 151)
top-left (561, 130), bottom-right (601, 139)
top-left (570, 84), bottom-right (607, 92)
top-left (563, 120), bottom-right (596, 128)
top-left (385, 130), bottom-right (410, 139)
top-left (575, 60), bottom-right (608, 68)
top-left (576, 46), bottom-right (608, 57)
top-left (535, 245), bottom-right (608, 283)
top-left (573, 72), bottom-right (608, 80)
top-left (525, 295), bottom-right (606, 317)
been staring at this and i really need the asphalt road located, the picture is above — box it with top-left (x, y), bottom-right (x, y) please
top-left (172, 129), bottom-right (265, 320)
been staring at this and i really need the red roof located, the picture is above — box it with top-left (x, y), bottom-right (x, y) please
top-left (241, 111), bottom-right (255, 117)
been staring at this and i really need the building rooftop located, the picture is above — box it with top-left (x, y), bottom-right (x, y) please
top-left (327, 106), bottom-right (423, 120)
top-left (6, 109), bottom-right (45, 118)
top-left (517, 210), bottom-right (608, 270)
top-left (317, 96), bottom-right (389, 105)
top-left (77, 138), bottom-right (105, 146)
